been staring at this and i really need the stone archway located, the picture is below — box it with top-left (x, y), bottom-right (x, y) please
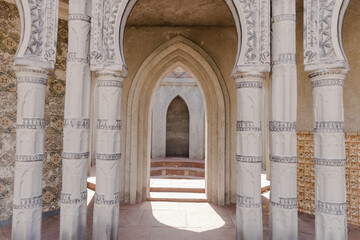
top-left (120, 36), bottom-right (234, 205)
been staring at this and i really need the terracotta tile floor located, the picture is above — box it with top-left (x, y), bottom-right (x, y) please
top-left (2, 195), bottom-right (360, 239)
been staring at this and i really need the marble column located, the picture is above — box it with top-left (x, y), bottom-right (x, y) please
top-left (11, 67), bottom-right (49, 240)
top-left (269, 1), bottom-right (298, 239)
top-left (92, 70), bottom-right (124, 240)
top-left (310, 69), bottom-right (348, 240)
top-left (235, 72), bottom-right (264, 240)
top-left (59, 1), bottom-right (91, 239)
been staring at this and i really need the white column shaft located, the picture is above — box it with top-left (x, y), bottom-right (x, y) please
top-left (310, 69), bottom-right (348, 240)
top-left (92, 71), bottom-right (124, 240)
top-left (235, 73), bottom-right (264, 240)
top-left (11, 67), bottom-right (49, 240)
top-left (60, 1), bottom-right (91, 239)
top-left (270, 1), bottom-right (298, 239)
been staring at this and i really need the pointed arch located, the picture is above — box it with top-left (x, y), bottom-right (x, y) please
top-left (120, 36), bottom-right (236, 204)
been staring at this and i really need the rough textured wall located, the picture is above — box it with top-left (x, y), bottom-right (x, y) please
top-left (296, 1), bottom-right (360, 131)
top-left (297, 132), bottom-right (360, 226)
top-left (0, 1), bottom-right (67, 222)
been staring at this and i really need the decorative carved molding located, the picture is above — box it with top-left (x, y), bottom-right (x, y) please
top-left (15, 154), bottom-right (45, 162)
top-left (17, 118), bottom-right (45, 129)
top-left (97, 80), bottom-right (123, 88)
top-left (270, 155), bottom-right (297, 164)
top-left (270, 197), bottom-right (297, 209)
top-left (94, 193), bottom-right (119, 205)
top-left (236, 155), bottom-right (263, 163)
top-left (314, 157), bottom-right (347, 166)
top-left (95, 153), bottom-right (121, 161)
top-left (237, 195), bottom-right (261, 208)
top-left (236, 81), bottom-right (263, 89)
top-left (67, 52), bottom-right (90, 64)
top-left (17, 76), bottom-right (48, 85)
top-left (63, 119), bottom-right (90, 129)
top-left (315, 200), bottom-right (347, 215)
top-left (97, 119), bottom-right (122, 130)
top-left (62, 152), bottom-right (89, 159)
top-left (237, 121), bottom-right (262, 131)
top-left (272, 53), bottom-right (296, 66)
top-left (14, 195), bottom-right (42, 209)
top-left (60, 192), bottom-right (87, 204)
top-left (314, 121), bottom-right (344, 133)
top-left (68, 14), bottom-right (91, 22)
top-left (269, 121), bottom-right (296, 132)
top-left (304, 0), bottom-right (350, 71)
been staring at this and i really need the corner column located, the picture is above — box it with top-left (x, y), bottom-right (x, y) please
top-left (11, 67), bottom-right (49, 240)
top-left (235, 72), bottom-right (264, 240)
top-left (59, 1), bottom-right (91, 239)
top-left (92, 70), bottom-right (124, 240)
top-left (310, 69), bottom-right (348, 240)
top-left (269, 0), bottom-right (298, 239)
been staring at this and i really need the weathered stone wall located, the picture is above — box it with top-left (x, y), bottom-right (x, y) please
top-left (0, 1), bottom-right (68, 223)
top-left (297, 132), bottom-right (360, 226)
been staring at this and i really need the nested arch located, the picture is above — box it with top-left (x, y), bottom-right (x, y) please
top-left (120, 36), bottom-right (235, 204)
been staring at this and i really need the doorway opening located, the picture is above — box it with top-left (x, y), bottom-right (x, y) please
top-left (149, 66), bottom-right (206, 202)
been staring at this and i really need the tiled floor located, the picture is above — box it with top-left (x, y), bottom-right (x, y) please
top-left (2, 194), bottom-right (360, 240)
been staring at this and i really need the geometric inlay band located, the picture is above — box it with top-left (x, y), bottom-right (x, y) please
top-left (236, 155), bottom-right (263, 163)
top-left (270, 121), bottom-right (296, 132)
top-left (272, 53), bottom-right (296, 66)
top-left (60, 191), bottom-right (87, 204)
top-left (314, 121), bottom-right (344, 133)
top-left (97, 119), bottom-right (121, 130)
top-left (237, 121), bottom-right (262, 131)
top-left (15, 154), bottom-right (45, 162)
top-left (237, 195), bottom-right (261, 208)
top-left (270, 155), bottom-right (297, 164)
top-left (271, 14), bottom-right (296, 23)
top-left (94, 193), bottom-right (119, 205)
top-left (95, 153), bottom-right (121, 161)
top-left (17, 77), bottom-right (48, 85)
top-left (236, 81), bottom-right (263, 89)
top-left (68, 14), bottom-right (91, 22)
top-left (64, 119), bottom-right (90, 129)
top-left (17, 118), bottom-right (45, 129)
top-left (67, 52), bottom-right (90, 64)
top-left (314, 157), bottom-right (347, 166)
top-left (97, 80), bottom-right (123, 88)
top-left (311, 79), bottom-right (344, 88)
top-left (13, 195), bottom-right (42, 209)
top-left (62, 152), bottom-right (89, 159)
top-left (315, 200), bottom-right (347, 215)
top-left (270, 197), bottom-right (297, 209)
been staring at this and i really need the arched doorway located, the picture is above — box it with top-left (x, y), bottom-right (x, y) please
top-left (166, 96), bottom-right (190, 158)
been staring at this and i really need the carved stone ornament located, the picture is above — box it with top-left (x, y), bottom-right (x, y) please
top-left (304, 0), bottom-right (350, 71)
top-left (14, 0), bottom-right (59, 70)
top-left (232, 0), bottom-right (271, 74)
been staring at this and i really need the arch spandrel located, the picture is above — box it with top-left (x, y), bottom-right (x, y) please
top-left (14, 0), bottom-right (60, 70)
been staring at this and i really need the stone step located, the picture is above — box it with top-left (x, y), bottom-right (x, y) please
top-left (150, 175), bottom-right (205, 179)
top-left (146, 192), bottom-right (207, 203)
top-left (151, 158), bottom-right (205, 169)
top-left (150, 187), bottom-right (205, 193)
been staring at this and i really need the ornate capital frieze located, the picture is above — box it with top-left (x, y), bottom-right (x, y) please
top-left (17, 76), bottom-right (48, 85)
top-left (314, 157), bottom-right (347, 166)
top-left (270, 197), bottom-right (297, 209)
top-left (272, 53), bottom-right (296, 66)
top-left (314, 121), bottom-right (344, 133)
top-left (237, 195), bottom-right (261, 208)
top-left (17, 118), bottom-right (45, 129)
top-left (237, 121), bottom-right (262, 132)
top-left (62, 152), bottom-right (89, 159)
top-left (236, 155), bottom-right (263, 163)
top-left (233, 0), bottom-right (270, 73)
top-left (13, 195), bottom-right (42, 209)
top-left (97, 119), bottom-right (121, 130)
top-left (15, 154), bottom-right (45, 162)
top-left (64, 119), bottom-right (90, 129)
top-left (15, 0), bottom-right (59, 69)
top-left (97, 80), bottom-right (123, 88)
top-left (269, 121), bottom-right (296, 132)
top-left (60, 192), bottom-right (87, 204)
top-left (94, 193), bottom-right (119, 205)
top-left (68, 14), bottom-right (91, 22)
top-left (95, 153), bottom-right (121, 161)
top-left (304, 0), bottom-right (350, 71)
top-left (315, 200), bottom-right (347, 215)
top-left (270, 155), bottom-right (297, 164)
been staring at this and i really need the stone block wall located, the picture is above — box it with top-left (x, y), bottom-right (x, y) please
top-left (297, 132), bottom-right (360, 226)
top-left (0, 1), bottom-right (68, 222)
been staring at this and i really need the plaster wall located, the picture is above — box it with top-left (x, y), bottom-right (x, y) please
top-left (151, 78), bottom-right (205, 159)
